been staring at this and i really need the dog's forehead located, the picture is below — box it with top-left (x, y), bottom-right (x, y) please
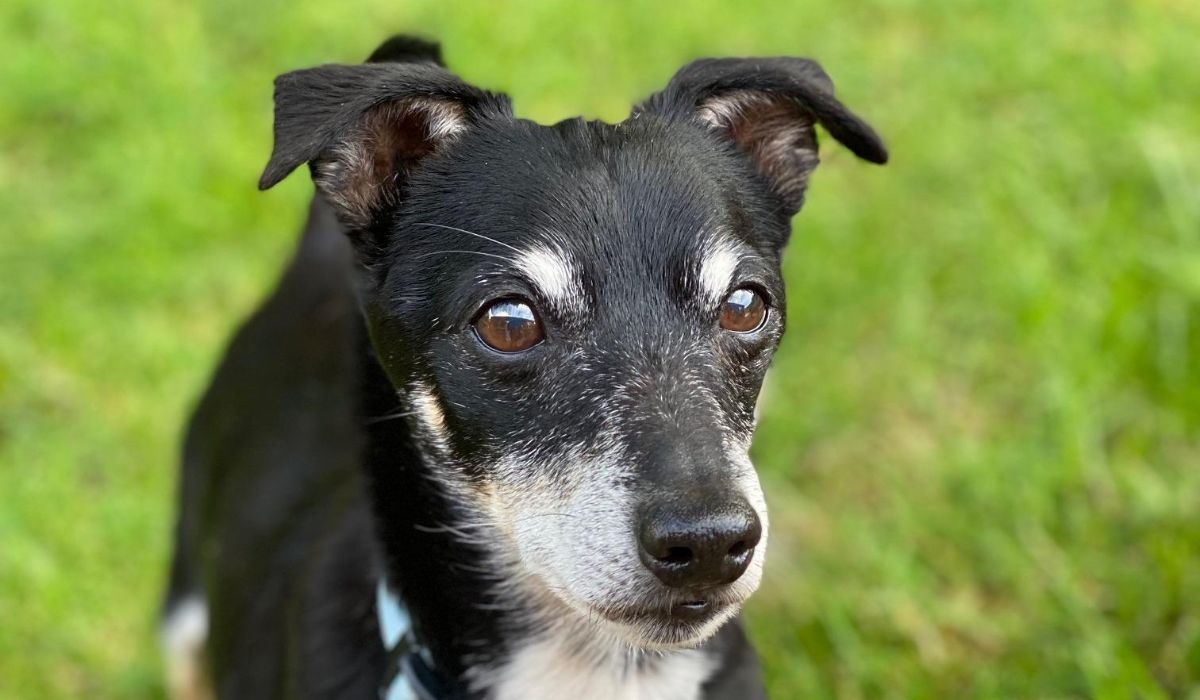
top-left (403, 116), bottom-right (765, 298)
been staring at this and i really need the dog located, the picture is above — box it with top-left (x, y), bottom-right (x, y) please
top-left (161, 35), bottom-right (886, 700)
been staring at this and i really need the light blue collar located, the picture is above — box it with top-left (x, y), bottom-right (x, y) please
top-left (376, 581), bottom-right (437, 700)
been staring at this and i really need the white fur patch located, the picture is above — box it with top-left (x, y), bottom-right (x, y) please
top-left (416, 99), bottom-right (468, 140)
top-left (697, 238), bottom-right (743, 306)
top-left (696, 94), bottom-right (747, 131)
top-left (487, 633), bottom-right (716, 700)
top-left (515, 243), bottom-right (585, 315)
top-left (161, 596), bottom-right (212, 700)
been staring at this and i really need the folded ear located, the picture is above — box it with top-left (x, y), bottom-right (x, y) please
top-left (634, 57), bottom-right (887, 215)
top-left (258, 58), bottom-right (511, 232)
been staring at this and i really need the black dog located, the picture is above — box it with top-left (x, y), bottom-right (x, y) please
top-left (162, 35), bottom-right (886, 700)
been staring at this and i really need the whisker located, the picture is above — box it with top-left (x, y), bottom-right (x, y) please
top-left (365, 411), bottom-right (417, 425)
top-left (512, 512), bottom-right (577, 524)
top-left (414, 249), bottom-right (511, 262)
top-left (411, 222), bottom-right (523, 254)
top-left (413, 521), bottom-right (493, 534)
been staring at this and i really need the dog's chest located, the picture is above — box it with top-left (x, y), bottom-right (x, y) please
top-left (480, 636), bottom-right (717, 700)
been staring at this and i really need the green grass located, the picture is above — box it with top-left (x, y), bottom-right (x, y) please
top-left (2, 0), bottom-right (1198, 697)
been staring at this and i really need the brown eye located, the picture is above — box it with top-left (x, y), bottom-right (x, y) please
top-left (720, 287), bottom-right (767, 333)
top-left (474, 299), bottom-right (544, 353)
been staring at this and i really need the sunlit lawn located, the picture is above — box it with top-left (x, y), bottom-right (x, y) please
top-left (2, 1), bottom-right (1198, 697)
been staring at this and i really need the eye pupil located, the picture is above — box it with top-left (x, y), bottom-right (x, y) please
top-left (475, 300), bottom-right (544, 352)
top-left (720, 288), bottom-right (767, 333)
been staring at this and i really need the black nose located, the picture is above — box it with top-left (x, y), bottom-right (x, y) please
top-left (637, 501), bottom-right (762, 588)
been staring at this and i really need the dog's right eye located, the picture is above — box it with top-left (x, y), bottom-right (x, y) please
top-left (474, 299), bottom-right (544, 353)
top-left (720, 287), bottom-right (768, 333)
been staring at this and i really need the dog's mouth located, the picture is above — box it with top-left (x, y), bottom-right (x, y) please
top-left (673, 599), bottom-right (712, 618)
top-left (586, 594), bottom-right (741, 648)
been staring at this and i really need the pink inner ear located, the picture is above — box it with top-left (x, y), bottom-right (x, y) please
top-left (697, 91), bottom-right (820, 213)
top-left (313, 98), bottom-right (468, 229)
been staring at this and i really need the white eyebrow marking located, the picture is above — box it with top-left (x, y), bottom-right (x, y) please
top-left (697, 237), bottom-right (744, 305)
top-left (515, 243), bottom-right (585, 314)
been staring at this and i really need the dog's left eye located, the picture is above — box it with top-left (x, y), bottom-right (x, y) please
top-left (474, 299), bottom-right (544, 353)
top-left (720, 287), bottom-right (768, 333)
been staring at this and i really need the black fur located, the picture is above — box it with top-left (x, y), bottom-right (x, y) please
top-left (366, 35), bottom-right (444, 65)
top-left (166, 34), bottom-right (886, 699)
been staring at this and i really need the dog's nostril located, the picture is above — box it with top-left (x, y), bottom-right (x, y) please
top-left (662, 546), bottom-right (694, 566)
top-left (638, 501), bottom-right (761, 588)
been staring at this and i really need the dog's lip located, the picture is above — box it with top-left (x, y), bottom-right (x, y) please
top-left (670, 600), bottom-right (715, 623)
top-left (597, 597), bottom-right (730, 627)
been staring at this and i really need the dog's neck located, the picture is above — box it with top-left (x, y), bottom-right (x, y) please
top-left (358, 340), bottom-right (508, 686)
top-left (356, 338), bottom-right (721, 700)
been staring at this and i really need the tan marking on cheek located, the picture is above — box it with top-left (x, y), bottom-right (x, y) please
top-left (409, 381), bottom-right (451, 453)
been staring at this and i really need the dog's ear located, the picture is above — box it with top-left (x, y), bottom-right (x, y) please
top-left (634, 57), bottom-right (887, 215)
top-left (364, 34), bottom-right (444, 65)
top-left (258, 54), bottom-right (511, 232)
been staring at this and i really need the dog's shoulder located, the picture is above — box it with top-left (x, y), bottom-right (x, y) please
top-left (169, 198), bottom-right (384, 698)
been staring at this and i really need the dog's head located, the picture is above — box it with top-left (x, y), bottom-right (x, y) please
top-left (260, 38), bottom-right (885, 650)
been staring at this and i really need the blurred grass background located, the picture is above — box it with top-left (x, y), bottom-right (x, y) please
top-left (1, 0), bottom-right (1198, 697)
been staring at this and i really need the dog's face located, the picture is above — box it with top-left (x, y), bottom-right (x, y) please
top-left (375, 119), bottom-right (786, 648)
top-left (260, 47), bottom-right (885, 650)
